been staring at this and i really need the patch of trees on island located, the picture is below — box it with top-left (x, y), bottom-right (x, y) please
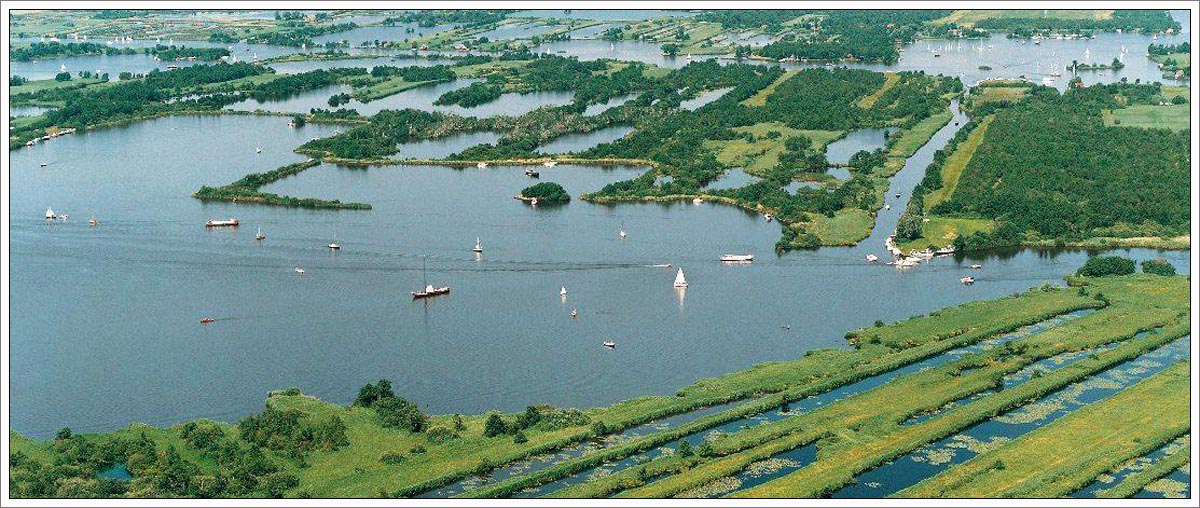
top-left (519, 182), bottom-right (571, 203)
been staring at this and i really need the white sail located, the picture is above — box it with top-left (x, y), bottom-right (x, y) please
top-left (45, 207), bottom-right (55, 219)
top-left (560, 285), bottom-right (567, 296)
top-left (674, 268), bottom-right (688, 287)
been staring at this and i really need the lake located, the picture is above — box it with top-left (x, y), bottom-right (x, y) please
top-left (8, 108), bottom-right (1189, 439)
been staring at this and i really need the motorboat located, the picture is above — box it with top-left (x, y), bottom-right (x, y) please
top-left (543, 161), bottom-right (557, 167)
top-left (961, 276), bottom-right (975, 285)
top-left (970, 264), bottom-right (983, 270)
top-left (720, 254), bottom-right (754, 262)
top-left (603, 341), bottom-right (616, 349)
top-left (866, 254), bottom-right (879, 263)
top-left (255, 227), bottom-right (266, 241)
top-left (692, 197), bottom-right (703, 205)
top-left (412, 256), bottom-right (450, 299)
top-left (200, 317), bottom-right (215, 324)
top-left (205, 218), bottom-right (239, 228)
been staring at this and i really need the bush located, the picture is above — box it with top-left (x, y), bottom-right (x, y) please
top-left (1076, 256), bottom-right (1136, 277)
top-left (425, 426), bottom-right (459, 443)
top-left (379, 451), bottom-right (406, 464)
top-left (483, 413), bottom-right (508, 437)
top-left (1141, 258), bottom-right (1176, 276)
top-left (513, 430), bottom-right (528, 444)
top-left (353, 379), bottom-right (395, 407)
top-left (374, 397), bottom-right (427, 433)
top-left (519, 182), bottom-right (571, 203)
top-left (677, 439), bottom-right (694, 457)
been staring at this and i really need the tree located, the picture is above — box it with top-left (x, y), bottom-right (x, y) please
top-left (483, 413), bottom-right (507, 437)
top-left (373, 397), bottom-right (426, 433)
top-left (352, 379), bottom-right (395, 407)
top-left (661, 43), bottom-right (680, 57)
top-left (452, 414), bottom-right (466, 432)
top-left (291, 114), bottom-right (306, 127)
top-left (677, 439), bottom-right (694, 457)
top-left (55, 427), bottom-right (72, 440)
top-left (54, 71), bottom-right (72, 82)
top-left (513, 430), bottom-right (528, 444)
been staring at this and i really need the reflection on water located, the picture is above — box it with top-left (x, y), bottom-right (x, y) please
top-left (824, 127), bottom-right (897, 164)
top-left (537, 125), bottom-right (633, 154)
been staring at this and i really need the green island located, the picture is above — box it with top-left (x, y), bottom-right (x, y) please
top-left (10, 264), bottom-right (1190, 498)
top-left (1148, 42), bottom-right (1191, 79)
top-left (517, 182), bottom-right (571, 203)
top-left (895, 79), bottom-right (1190, 253)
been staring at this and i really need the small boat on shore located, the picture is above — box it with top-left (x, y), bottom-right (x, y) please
top-left (720, 254), bottom-right (754, 263)
top-left (935, 246), bottom-right (956, 256)
top-left (764, 213), bottom-right (774, 222)
top-left (961, 276), bottom-right (975, 285)
top-left (866, 254), bottom-right (879, 263)
top-left (543, 161), bottom-right (557, 168)
top-left (692, 197), bottom-right (703, 205)
top-left (477, 162), bottom-right (488, 168)
top-left (530, 198), bottom-right (539, 206)
top-left (673, 268), bottom-right (688, 288)
top-left (205, 218), bottom-right (239, 228)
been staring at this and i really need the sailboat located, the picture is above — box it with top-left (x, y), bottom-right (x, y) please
top-left (328, 228), bottom-right (340, 250)
top-left (560, 285), bottom-right (568, 297)
top-left (472, 237), bottom-right (483, 253)
top-left (619, 223), bottom-right (627, 239)
top-left (255, 145), bottom-right (262, 154)
top-left (412, 256), bottom-right (451, 299)
top-left (255, 226), bottom-right (266, 241)
top-left (673, 268), bottom-right (688, 288)
top-left (295, 259), bottom-right (305, 274)
top-left (45, 207), bottom-right (56, 220)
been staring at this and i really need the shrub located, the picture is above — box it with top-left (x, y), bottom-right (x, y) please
top-left (1141, 258), bottom-right (1176, 276)
top-left (513, 430), bottom-right (528, 444)
top-left (1076, 256), bottom-right (1136, 277)
top-left (374, 397), bottom-right (427, 433)
top-left (379, 451), bottom-right (406, 464)
top-left (425, 426), bottom-right (459, 443)
top-left (483, 413), bottom-right (508, 437)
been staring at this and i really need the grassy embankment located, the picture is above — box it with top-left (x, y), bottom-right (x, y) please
top-left (727, 275), bottom-right (1188, 498)
top-left (1095, 443), bottom-right (1191, 498)
top-left (896, 361), bottom-right (1190, 497)
top-left (191, 159), bottom-right (371, 210)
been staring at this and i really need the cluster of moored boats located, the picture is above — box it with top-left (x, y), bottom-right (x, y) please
top-left (25, 128), bottom-right (76, 148)
top-left (870, 234), bottom-right (981, 285)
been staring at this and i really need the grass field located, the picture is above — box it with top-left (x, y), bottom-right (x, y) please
top-left (880, 110), bottom-right (954, 176)
top-left (896, 217), bottom-right (995, 252)
top-left (706, 122), bottom-right (841, 176)
top-left (1096, 442), bottom-right (1191, 498)
top-left (858, 73), bottom-right (901, 109)
top-left (897, 362), bottom-right (1190, 497)
top-left (1103, 104), bottom-right (1190, 131)
top-left (742, 70), bottom-right (798, 107)
top-left (1150, 52), bottom-right (1190, 68)
top-left (804, 208), bottom-right (875, 246)
top-left (924, 115), bottom-right (993, 210)
top-left (971, 86), bottom-right (1029, 105)
top-left (10, 77), bottom-right (108, 95)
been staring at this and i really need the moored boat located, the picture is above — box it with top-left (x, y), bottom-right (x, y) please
top-left (542, 161), bottom-right (557, 167)
top-left (412, 256), bottom-right (450, 299)
top-left (866, 254), bottom-right (879, 263)
top-left (205, 218), bottom-right (239, 228)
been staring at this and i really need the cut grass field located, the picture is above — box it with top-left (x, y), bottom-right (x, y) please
top-left (896, 216), bottom-right (995, 253)
top-left (742, 70), bottom-right (798, 107)
top-left (931, 10), bottom-right (1114, 28)
top-left (1150, 52), bottom-right (1191, 68)
top-left (803, 208), bottom-right (875, 246)
top-left (705, 122), bottom-right (841, 176)
top-left (970, 86), bottom-right (1029, 105)
top-left (1104, 104), bottom-right (1191, 131)
top-left (858, 72), bottom-right (901, 109)
top-left (924, 115), bottom-right (993, 210)
top-left (896, 361), bottom-right (1190, 498)
top-left (351, 78), bottom-right (438, 102)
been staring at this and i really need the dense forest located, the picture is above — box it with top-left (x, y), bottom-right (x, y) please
top-left (10, 41), bottom-right (137, 61)
top-left (152, 45), bottom-right (230, 61)
top-left (930, 84), bottom-right (1189, 250)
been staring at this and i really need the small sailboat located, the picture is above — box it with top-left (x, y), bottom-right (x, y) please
top-left (45, 207), bottom-right (56, 220)
top-left (560, 285), bottom-right (568, 297)
top-left (603, 341), bottom-right (616, 349)
top-left (412, 256), bottom-right (451, 299)
top-left (255, 226), bottom-right (266, 241)
top-left (328, 229), bottom-right (340, 250)
top-left (472, 237), bottom-right (483, 253)
top-left (255, 145), bottom-right (262, 154)
top-left (200, 317), bottom-right (215, 324)
top-left (960, 276), bottom-right (975, 285)
top-left (673, 268), bottom-right (688, 288)
top-left (866, 254), bottom-right (879, 263)
top-left (571, 307), bottom-right (578, 318)
top-left (619, 223), bottom-right (627, 239)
